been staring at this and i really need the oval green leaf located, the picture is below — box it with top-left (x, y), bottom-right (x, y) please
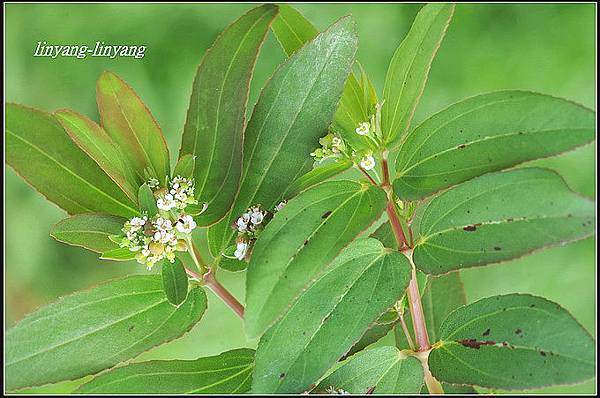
top-left (411, 168), bottom-right (595, 274)
top-left (50, 213), bottom-right (126, 253)
top-left (429, 294), bottom-right (595, 390)
top-left (55, 109), bottom-right (140, 202)
top-left (216, 245), bottom-right (248, 272)
top-left (252, 239), bottom-right (412, 393)
top-left (179, 5), bottom-right (278, 226)
top-left (208, 16), bottom-right (359, 256)
top-left (97, 71), bottom-right (170, 183)
top-left (394, 91), bottom-right (596, 200)
top-left (382, 3), bottom-right (455, 146)
top-left (6, 275), bottom-right (207, 391)
top-left (100, 247), bottom-right (136, 261)
top-left (245, 180), bottom-right (387, 339)
top-left (77, 348), bottom-right (254, 394)
top-left (78, 348), bottom-right (253, 394)
top-left (272, 4), bottom-right (376, 152)
top-left (316, 347), bottom-right (424, 394)
top-left (6, 103), bottom-right (139, 218)
top-left (172, 153), bottom-right (195, 179)
top-left (137, 183), bottom-right (158, 217)
top-left (161, 258), bottom-right (189, 306)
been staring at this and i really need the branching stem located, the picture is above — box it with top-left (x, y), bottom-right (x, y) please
top-left (381, 157), bottom-right (443, 394)
top-left (203, 268), bottom-right (245, 319)
top-left (187, 241), bottom-right (245, 319)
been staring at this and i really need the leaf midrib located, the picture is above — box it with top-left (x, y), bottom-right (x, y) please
top-left (7, 296), bottom-right (170, 367)
top-left (398, 95), bottom-right (529, 170)
top-left (399, 127), bottom-right (591, 177)
top-left (7, 129), bottom-right (138, 214)
top-left (194, 11), bottom-right (272, 200)
top-left (273, 253), bottom-right (387, 391)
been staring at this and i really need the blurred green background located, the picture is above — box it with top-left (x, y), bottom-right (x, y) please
top-left (5, 3), bottom-right (596, 394)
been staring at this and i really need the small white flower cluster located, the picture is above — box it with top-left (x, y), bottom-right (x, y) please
top-left (235, 205), bottom-right (267, 234)
top-left (118, 177), bottom-right (201, 270)
top-left (230, 201), bottom-right (286, 262)
top-left (325, 386), bottom-right (351, 395)
top-left (120, 214), bottom-right (197, 269)
top-left (156, 176), bottom-right (198, 211)
top-left (358, 152), bottom-right (376, 171)
top-left (310, 133), bottom-right (346, 163)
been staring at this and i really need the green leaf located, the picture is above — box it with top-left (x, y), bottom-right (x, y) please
top-left (50, 213), bottom-right (126, 253)
top-left (422, 272), bottom-right (467, 342)
top-left (370, 221), bottom-right (398, 249)
top-left (394, 91), bottom-right (596, 200)
top-left (245, 180), bottom-right (387, 338)
top-left (316, 347), bottom-right (424, 394)
top-left (99, 247), bottom-right (136, 261)
top-left (382, 3), bottom-right (455, 146)
top-left (216, 245), bottom-right (247, 272)
top-left (208, 16), bottom-right (358, 256)
top-left (172, 153), bottom-right (195, 179)
top-left (179, 5), bottom-right (278, 226)
top-left (344, 309), bottom-right (399, 359)
top-left (161, 258), bottom-right (189, 306)
top-left (96, 71), bottom-right (170, 183)
top-left (271, 5), bottom-right (376, 152)
top-left (411, 167), bottom-right (595, 274)
top-left (429, 294), bottom-right (595, 390)
top-left (55, 109), bottom-right (140, 202)
top-left (6, 103), bottom-right (139, 218)
top-left (77, 348), bottom-right (254, 394)
top-left (284, 159), bottom-right (352, 199)
top-left (270, 4), bottom-right (318, 56)
top-left (137, 183), bottom-right (158, 217)
top-left (6, 275), bottom-right (207, 391)
top-left (252, 238), bottom-right (412, 393)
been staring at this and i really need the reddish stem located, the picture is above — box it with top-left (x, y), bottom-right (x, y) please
top-left (381, 158), bottom-right (430, 352)
top-left (358, 165), bottom-right (378, 186)
top-left (406, 264), bottom-right (430, 351)
top-left (185, 267), bottom-right (201, 279)
top-left (382, 155), bottom-right (391, 187)
top-left (203, 268), bottom-right (245, 319)
top-left (386, 201), bottom-right (408, 249)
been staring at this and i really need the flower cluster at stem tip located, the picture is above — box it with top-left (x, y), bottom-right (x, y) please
top-left (118, 176), bottom-right (203, 269)
top-left (230, 201), bottom-right (287, 262)
top-left (310, 103), bottom-right (384, 173)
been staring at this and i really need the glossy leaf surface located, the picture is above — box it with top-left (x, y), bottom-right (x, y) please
top-left (252, 239), bottom-right (411, 393)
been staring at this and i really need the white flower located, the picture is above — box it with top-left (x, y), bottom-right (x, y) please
top-left (250, 210), bottom-right (264, 225)
top-left (147, 178), bottom-right (159, 189)
top-left (236, 212), bottom-right (251, 232)
top-left (325, 386), bottom-right (350, 395)
top-left (274, 201), bottom-right (287, 212)
top-left (157, 193), bottom-right (176, 211)
top-left (355, 121), bottom-right (370, 136)
top-left (155, 217), bottom-right (173, 232)
top-left (360, 155), bottom-right (376, 171)
top-left (234, 241), bottom-right (249, 261)
top-left (130, 216), bottom-right (146, 227)
top-left (176, 215), bottom-right (197, 234)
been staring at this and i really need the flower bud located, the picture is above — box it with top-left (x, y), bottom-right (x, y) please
top-left (149, 241), bottom-right (164, 255)
top-left (176, 239), bottom-right (187, 251)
